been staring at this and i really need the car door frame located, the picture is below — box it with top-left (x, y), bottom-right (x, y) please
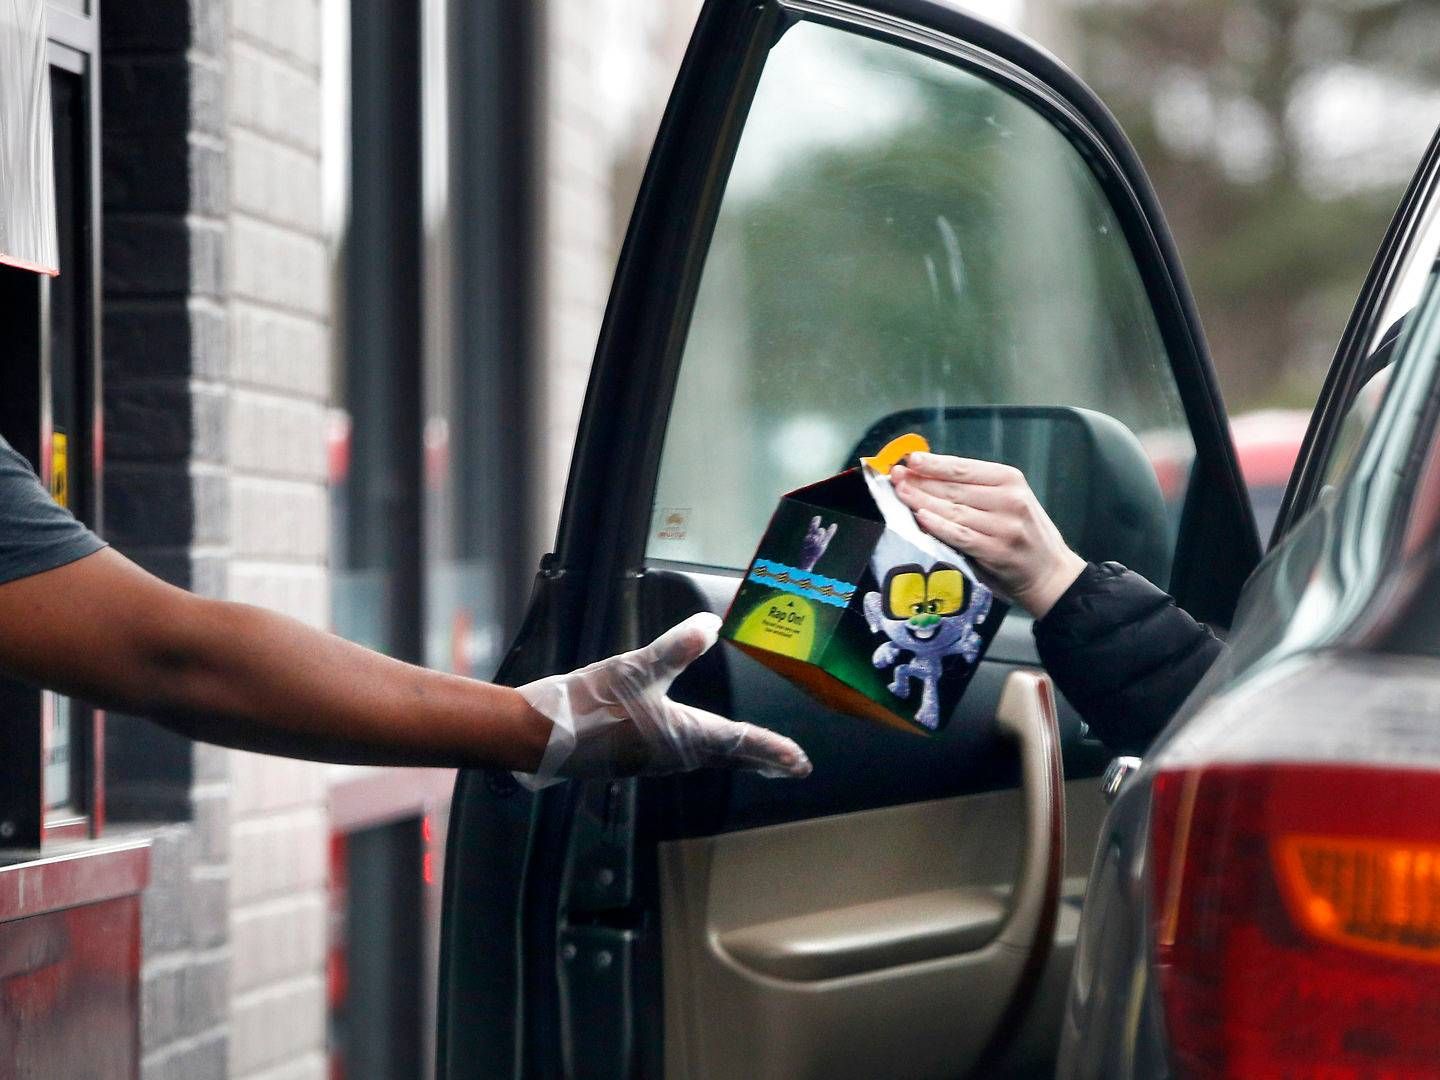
top-left (1274, 128), bottom-right (1440, 544)
top-left (437, 2), bottom-right (1262, 1077)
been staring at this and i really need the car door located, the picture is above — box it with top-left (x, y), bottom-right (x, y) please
top-left (436, 3), bottom-right (1260, 1078)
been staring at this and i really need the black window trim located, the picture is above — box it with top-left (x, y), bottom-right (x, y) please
top-left (1274, 127), bottom-right (1440, 547)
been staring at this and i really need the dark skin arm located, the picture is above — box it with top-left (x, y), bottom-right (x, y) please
top-left (0, 548), bottom-right (552, 771)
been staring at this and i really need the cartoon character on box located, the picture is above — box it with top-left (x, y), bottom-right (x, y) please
top-left (798, 516), bottom-right (837, 572)
top-left (863, 562), bottom-right (992, 730)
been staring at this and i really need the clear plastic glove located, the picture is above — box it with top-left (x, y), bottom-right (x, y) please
top-left (515, 612), bottom-right (813, 788)
top-left (891, 453), bottom-right (1086, 619)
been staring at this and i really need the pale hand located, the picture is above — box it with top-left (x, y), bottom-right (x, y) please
top-left (891, 452), bottom-right (1086, 620)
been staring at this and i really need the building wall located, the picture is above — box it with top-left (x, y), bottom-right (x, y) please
top-left (100, 0), bottom-right (235, 1075)
top-left (100, 0), bottom-right (333, 1076)
top-left (224, 1), bottom-right (333, 1077)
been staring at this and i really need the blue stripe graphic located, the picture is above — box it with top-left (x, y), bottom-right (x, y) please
top-left (747, 558), bottom-right (857, 609)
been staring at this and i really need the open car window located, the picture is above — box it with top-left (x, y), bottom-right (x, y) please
top-left (647, 21), bottom-right (1194, 585)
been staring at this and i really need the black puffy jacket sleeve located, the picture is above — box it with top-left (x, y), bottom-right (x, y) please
top-left (1032, 562), bottom-right (1224, 754)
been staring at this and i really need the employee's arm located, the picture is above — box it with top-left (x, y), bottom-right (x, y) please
top-left (0, 547), bottom-right (810, 780)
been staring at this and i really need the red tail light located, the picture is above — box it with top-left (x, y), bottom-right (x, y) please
top-left (1150, 762), bottom-right (1440, 1078)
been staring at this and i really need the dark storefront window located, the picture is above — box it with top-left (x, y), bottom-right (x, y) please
top-left (329, 0), bottom-right (424, 661)
top-left (326, 0), bottom-right (533, 677)
top-left (328, 817), bottom-right (427, 1080)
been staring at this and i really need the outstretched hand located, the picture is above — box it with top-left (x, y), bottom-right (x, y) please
top-left (515, 613), bottom-right (813, 786)
top-left (891, 453), bottom-right (1085, 619)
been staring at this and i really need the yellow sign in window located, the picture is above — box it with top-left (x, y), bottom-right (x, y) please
top-left (50, 431), bottom-right (68, 508)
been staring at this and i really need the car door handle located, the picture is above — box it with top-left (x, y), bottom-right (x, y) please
top-left (1102, 756), bottom-right (1142, 804)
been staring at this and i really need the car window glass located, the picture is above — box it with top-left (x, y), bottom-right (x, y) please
top-left (646, 20), bottom-right (1194, 581)
top-left (1319, 198), bottom-right (1440, 492)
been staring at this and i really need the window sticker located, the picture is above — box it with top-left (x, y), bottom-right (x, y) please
top-left (50, 430), bottom-right (68, 508)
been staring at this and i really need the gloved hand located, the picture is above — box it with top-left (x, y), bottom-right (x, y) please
top-left (891, 452), bottom-right (1086, 619)
top-left (515, 612), bottom-right (813, 788)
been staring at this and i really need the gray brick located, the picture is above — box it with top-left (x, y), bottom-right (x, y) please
top-left (102, 57), bottom-right (225, 140)
top-left (191, 303), bottom-right (230, 379)
top-left (101, 1), bottom-right (194, 51)
top-left (106, 301), bottom-right (227, 384)
top-left (192, 787), bottom-right (231, 864)
top-left (143, 1029), bottom-right (228, 1080)
top-left (192, 470), bottom-right (232, 546)
top-left (192, 742), bottom-right (232, 784)
top-left (189, 219), bottom-right (227, 298)
top-left (101, 137), bottom-right (225, 219)
top-left (230, 977), bottom-right (325, 1075)
top-left (192, 141), bottom-right (229, 219)
top-left (104, 382), bottom-right (193, 463)
top-left (143, 953), bottom-right (229, 1050)
top-left (232, 0), bottom-right (321, 72)
top-left (105, 218), bottom-right (194, 298)
top-left (103, 135), bottom-right (190, 213)
top-left (191, 0), bottom-right (228, 58)
top-left (191, 384), bottom-right (230, 465)
top-left (190, 868), bottom-right (231, 949)
top-left (190, 60), bottom-right (228, 139)
top-left (105, 463), bottom-right (193, 547)
top-left (189, 553), bottom-right (231, 600)
top-left (105, 302), bottom-right (194, 380)
top-left (105, 217), bottom-right (225, 300)
top-left (139, 826), bottom-right (197, 953)
top-left (232, 895), bottom-right (327, 994)
top-left (102, 0), bottom-right (225, 56)
top-left (230, 42), bottom-right (321, 152)
top-left (103, 58), bottom-right (192, 135)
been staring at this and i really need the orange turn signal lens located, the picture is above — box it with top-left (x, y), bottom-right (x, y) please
top-left (1275, 834), bottom-right (1440, 964)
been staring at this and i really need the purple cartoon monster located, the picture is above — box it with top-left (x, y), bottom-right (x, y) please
top-left (863, 561), bottom-right (991, 730)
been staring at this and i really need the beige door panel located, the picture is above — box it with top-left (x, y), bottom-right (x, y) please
top-left (720, 886), bottom-right (1008, 981)
top-left (662, 673), bottom-right (1107, 1079)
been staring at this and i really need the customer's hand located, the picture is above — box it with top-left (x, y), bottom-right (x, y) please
top-left (891, 453), bottom-right (1085, 619)
top-left (515, 613), bottom-right (813, 787)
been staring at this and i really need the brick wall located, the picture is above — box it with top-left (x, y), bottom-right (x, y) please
top-left (223, 0), bottom-right (333, 1077)
top-left (101, 0), bottom-right (235, 1075)
top-left (101, 0), bottom-right (333, 1076)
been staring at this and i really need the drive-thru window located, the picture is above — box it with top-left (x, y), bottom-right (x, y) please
top-left (0, 2), bottom-right (149, 1075)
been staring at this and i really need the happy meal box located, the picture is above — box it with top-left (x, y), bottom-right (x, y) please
top-left (721, 434), bottom-right (1006, 734)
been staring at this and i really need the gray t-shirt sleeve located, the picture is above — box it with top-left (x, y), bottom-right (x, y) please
top-left (0, 434), bottom-right (106, 585)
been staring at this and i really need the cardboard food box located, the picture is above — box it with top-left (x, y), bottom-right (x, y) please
top-left (721, 434), bottom-right (1006, 734)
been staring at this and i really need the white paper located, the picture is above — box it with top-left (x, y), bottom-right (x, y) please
top-left (862, 463), bottom-right (972, 569)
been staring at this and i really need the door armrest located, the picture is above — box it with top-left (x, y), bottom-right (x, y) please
top-left (718, 887), bottom-right (1007, 982)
